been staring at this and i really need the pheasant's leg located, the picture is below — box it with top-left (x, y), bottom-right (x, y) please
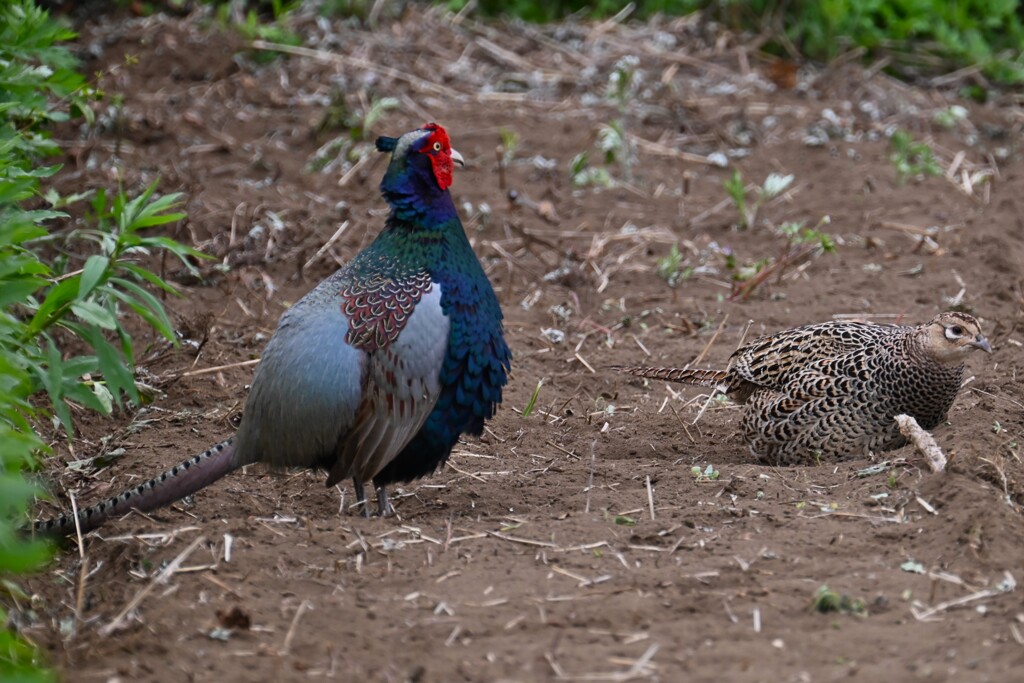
top-left (376, 486), bottom-right (394, 517)
top-left (352, 478), bottom-right (371, 517)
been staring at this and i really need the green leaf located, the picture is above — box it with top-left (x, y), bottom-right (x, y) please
top-left (38, 342), bottom-right (72, 434)
top-left (62, 378), bottom-right (111, 415)
top-left (82, 324), bottom-right (138, 406)
top-left (521, 379), bottom-right (543, 418)
top-left (105, 281), bottom-right (175, 341)
top-left (0, 475), bottom-right (40, 515)
top-left (0, 278), bottom-right (45, 309)
top-left (70, 300), bottom-right (117, 330)
top-left (26, 278), bottom-right (78, 337)
top-left (0, 428), bottom-right (44, 469)
top-left (76, 254), bottom-right (108, 300)
top-left (132, 210), bottom-right (186, 229)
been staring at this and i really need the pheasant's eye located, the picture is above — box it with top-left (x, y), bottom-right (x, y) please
top-left (945, 325), bottom-right (964, 340)
top-left (433, 142), bottom-right (442, 152)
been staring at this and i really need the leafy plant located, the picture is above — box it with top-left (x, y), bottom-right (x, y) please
top-left (656, 243), bottom-right (694, 288)
top-left (778, 219), bottom-right (836, 253)
top-left (889, 130), bottom-right (942, 182)
top-left (1, 3), bottom-right (206, 679)
top-left (569, 55), bottom-right (642, 187)
top-left (725, 216), bottom-right (836, 301)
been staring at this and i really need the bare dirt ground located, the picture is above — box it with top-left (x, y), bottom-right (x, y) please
top-left (13, 5), bottom-right (1024, 682)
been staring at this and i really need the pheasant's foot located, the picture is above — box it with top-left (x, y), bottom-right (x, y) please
top-left (376, 486), bottom-right (394, 517)
top-left (352, 478), bottom-right (371, 517)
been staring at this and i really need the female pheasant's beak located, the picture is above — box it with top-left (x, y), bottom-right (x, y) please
top-left (451, 149), bottom-right (465, 167)
top-left (970, 335), bottom-right (993, 353)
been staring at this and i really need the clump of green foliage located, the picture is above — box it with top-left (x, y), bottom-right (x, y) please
top-left (812, 585), bottom-right (867, 616)
top-left (1, 3), bottom-right (205, 679)
top-left (656, 243), bottom-right (693, 288)
top-left (888, 130), bottom-right (942, 182)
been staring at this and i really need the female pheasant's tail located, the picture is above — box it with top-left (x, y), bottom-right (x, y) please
top-left (33, 438), bottom-right (239, 538)
top-left (612, 365), bottom-right (729, 389)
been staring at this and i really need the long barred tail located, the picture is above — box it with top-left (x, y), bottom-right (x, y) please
top-left (611, 365), bottom-right (729, 388)
top-left (33, 438), bottom-right (239, 537)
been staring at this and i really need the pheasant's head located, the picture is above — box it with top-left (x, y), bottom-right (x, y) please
top-left (376, 123), bottom-right (465, 197)
top-left (919, 312), bottom-right (992, 363)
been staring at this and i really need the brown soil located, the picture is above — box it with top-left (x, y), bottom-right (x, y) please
top-left (15, 6), bottom-right (1024, 682)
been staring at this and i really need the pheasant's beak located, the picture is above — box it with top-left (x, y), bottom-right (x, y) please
top-left (970, 335), bottom-right (993, 353)
top-left (451, 149), bottom-right (465, 167)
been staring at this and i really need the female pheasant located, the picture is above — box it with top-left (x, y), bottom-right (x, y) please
top-left (615, 312), bottom-right (990, 465)
top-left (37, 123), bottom-right (511, 535)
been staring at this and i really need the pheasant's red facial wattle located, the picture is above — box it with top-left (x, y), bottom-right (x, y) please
top-left (419, 122), bottom-right (456, 191)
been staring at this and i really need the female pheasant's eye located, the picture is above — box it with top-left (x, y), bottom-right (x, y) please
top-left (945, 325), bottom-right (964, 340)
top-left (433, 142), bottom-right (442, 152)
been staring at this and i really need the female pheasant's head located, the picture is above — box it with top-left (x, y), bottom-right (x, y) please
top-left (919, 312), bottom-right (992, 363)
top-left (376, 123), bottom-right (465, 201)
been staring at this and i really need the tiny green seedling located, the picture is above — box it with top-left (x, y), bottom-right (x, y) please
top-left (499, 127), bottom-right (520, 166)
top-left (656, 244), bottom-right (693, 288)
top-left (812, 585), bottom-right (867, 616)
top-left (569, 151), bottom-right (613, 188)
top-left (933, 105), bottom-right (968, 129)
top-left (521, 379), bottom-right (544, 418)
top-left (724, 170), bottom-right (794, 229)
top-left (889, 130), bottom-right (942, 182)
top-left (691, 464), bottom-right (720, 482)
top-left (723, 170), bottom-right (747, 227)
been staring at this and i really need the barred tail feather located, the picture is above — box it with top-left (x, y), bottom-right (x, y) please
top-left (611, 365), bottom-right (728, 388)
top-left (33, 438), bottom-right (239, 537)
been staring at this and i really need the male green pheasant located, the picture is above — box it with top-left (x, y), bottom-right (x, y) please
top-left (36, 123), bottom-right (510, 535)
top-left (615, 312), bottom-right (990, 465)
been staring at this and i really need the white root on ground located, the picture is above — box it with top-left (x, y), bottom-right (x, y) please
top-left (895, 414), bottom-right (947, 473)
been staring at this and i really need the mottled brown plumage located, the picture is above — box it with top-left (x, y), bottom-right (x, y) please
top-left (615, 313), bottom-right (992, 465)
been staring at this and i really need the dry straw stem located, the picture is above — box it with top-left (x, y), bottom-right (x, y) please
top-left (280, 599), bottom-right (314, 656)
top-left (99, 534), bottom-right (207, 636)
top-left (894, 414), bottom-right (947, 473)
top-left (546, 642), bottom-right (659, 681)
top-left (251, 41), bottom-right (461, 99)
top-left (177, 358), bottom-right (261, 379)
top-left (911, 571), bottom-right (1016, 621)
